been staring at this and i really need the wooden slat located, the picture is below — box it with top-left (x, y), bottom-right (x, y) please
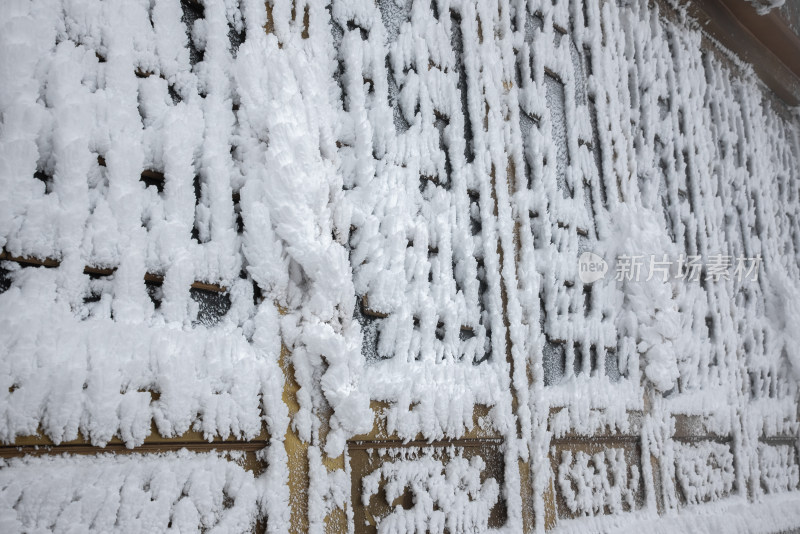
top-left (0, 250), bottom-right (59, 268)
top-left (84, 265), bottom-right (116, 277)
top-left (0, 440), bottom-right (267, 458)
top-left (9, 424), bottom-right (267, 447)
top-left (673, 434), bottom-right (732, 444)
top-left (760, 436), bottom-right (798, 446)
top-left (348, 437), bottom-right (503, 450)
top-left (1, 419), bottom-right (269, 459)
top-left (550, 434), bottom-right (639, 445)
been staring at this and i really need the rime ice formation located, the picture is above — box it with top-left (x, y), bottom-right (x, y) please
top-left (558, 448), bottom-right (639, 516)
top-left (0, 0), bottom-right (291, 530)
top-left (360, 448), bottom-right (499, 534)
top-left (0, 451), bottom-right (261, 533)
top-left (743, 0), bottom-right (786, 16)
top-left (0, 0), bottom-right (799, 531)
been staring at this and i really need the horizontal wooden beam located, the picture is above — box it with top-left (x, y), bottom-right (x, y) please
top-left (0, 420), bottom-right (270, 458)
top-left (348, 437), bottom-right (503, 450)
top-left (672, 435), bottom-right (732, 443)
top-left (9, 421), bottom-right (267, 445)
top-left (0, 440), bottom-right (268, 458)
top-left (0, 250), bottom-right (59, 268)
top-left (684, 0), bottom-right (800, 106)
top-left (760, 435), bottom-right (798, 446)
top-left (550, 434), bottom-right (640, 445)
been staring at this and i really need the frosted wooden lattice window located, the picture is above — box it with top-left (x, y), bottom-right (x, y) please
top-left (335, 0), bottom-right (503, 366)
top-left (514, 3), bottom-right (618, 386)
top-left (623, 14), bottom-right (730, 396)
top-left (621, 0), bottom-right (800, 422)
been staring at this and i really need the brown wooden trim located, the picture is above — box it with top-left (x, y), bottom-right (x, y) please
top-left (720, 1), bottom-right (800, 77)
top-left (0, 440), bottom-right (268, 458)
top-left (348, 437), bottom-right (503, 450)
top-left (5, 420), bottom-right (269, 448)
top-left (672, 434), bottom-right (732, 444)
top-left (1, 422), bottom-right (270, 459)
top-left (550, 435), bottom-right (639, 445)
top-left (760, 436), bottom-right (797, 446)
top-left (351, 402), bottom-right (498, 443)
top-left (190, 280), bottom-right (227, 292)
top-left (1, 250), bottom-right (227, 293)
top-left (682, 0), bottom-right (800, 105)
top-left (84, 265), bottom-right (116, 277)
top-left (0, 250), bottom-right (59, 268)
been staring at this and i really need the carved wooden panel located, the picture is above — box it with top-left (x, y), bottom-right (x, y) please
top-left (673, 440), bottom-right (735, 505)
top-left (550, 437), bottom-right (644, 520)
top-left (757, 440), bottom-right (800, 495)
top-left (349, 439), bottom-right (506, 533)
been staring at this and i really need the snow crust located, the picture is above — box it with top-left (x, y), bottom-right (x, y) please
top-left (0, 0), bottom-right (799, 531)
top-left (0, 0), bottom-right (291, 530)
top-left (506, 0), bottom-right (800, 528)
top-left (0, 451), bottom-right (259, 533)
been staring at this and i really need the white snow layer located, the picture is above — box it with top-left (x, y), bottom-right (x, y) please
top-left (0, 451), bottom-right (260, 533)
top-left (360, 447), bottom-right (499, 534)
top-left (0, 0), bottom-right (799, 531)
